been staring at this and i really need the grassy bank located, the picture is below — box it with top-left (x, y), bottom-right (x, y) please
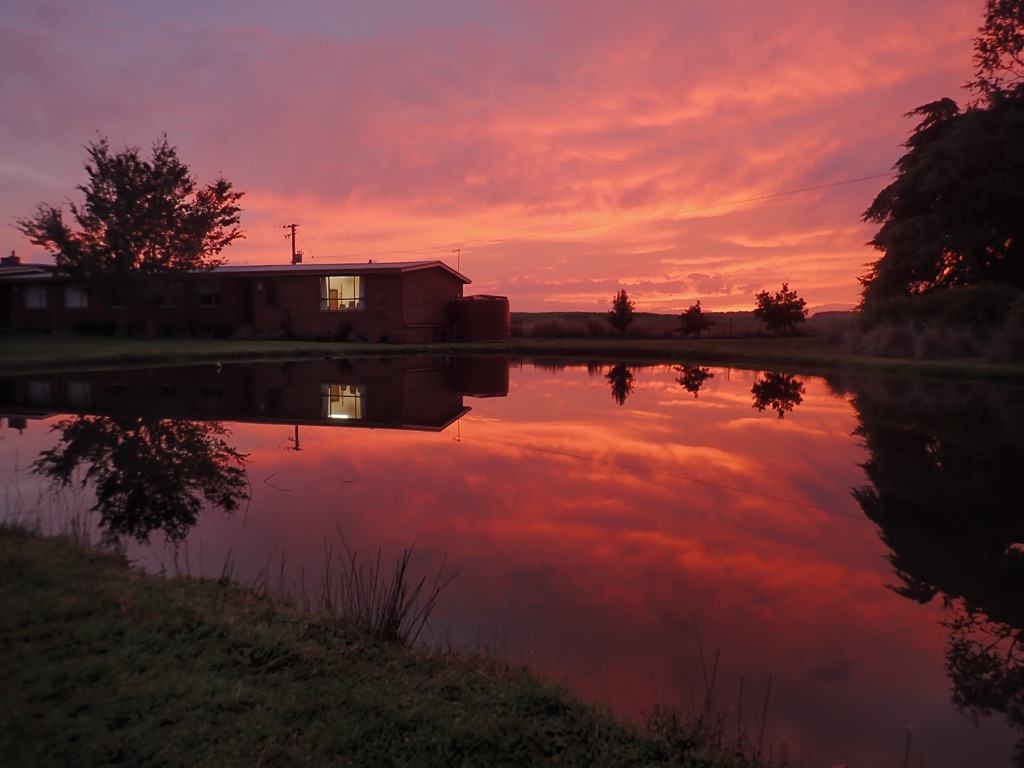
top-left (0, 527), bottom-right (748, 767)
top-left (2, 332), bottom-right (1023, 381)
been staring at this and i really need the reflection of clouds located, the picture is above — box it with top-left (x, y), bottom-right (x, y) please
top-left (105, 362), bottom-right (1014, 765)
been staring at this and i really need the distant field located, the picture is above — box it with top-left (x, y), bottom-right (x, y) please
top-left (511, 310), bottom-right (854, 339)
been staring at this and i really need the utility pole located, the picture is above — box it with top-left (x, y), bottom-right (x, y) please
top-left (283, 223), bottom-right (299, 264)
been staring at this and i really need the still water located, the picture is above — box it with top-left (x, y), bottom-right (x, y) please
top-left (1, 357), bottom-right (1021, 767)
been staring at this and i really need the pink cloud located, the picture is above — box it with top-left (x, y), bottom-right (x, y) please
top-left (0, 1), bottom-right (982, 311)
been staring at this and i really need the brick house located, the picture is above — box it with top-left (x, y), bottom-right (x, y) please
top-left (0, 256), bottom-right (508, 342)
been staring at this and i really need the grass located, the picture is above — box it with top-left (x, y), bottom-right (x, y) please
top-left (0, 525), bottom-right (754, 767)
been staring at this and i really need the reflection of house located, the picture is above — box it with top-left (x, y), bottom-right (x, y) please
top-left (0, 356), bottom-right (510, 433)
top-left (0, 254), bottom-right (509, 342)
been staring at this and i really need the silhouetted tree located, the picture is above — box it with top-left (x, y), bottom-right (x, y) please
top-left (751, 372), bottom-right (804, 418)
top-left (606, 364), bottom-right (635, 406)
top-left (679, 301), bottom-right (714, 338)
top-left (969, 0), bottom-right (1024, 100)
top-left (17, 135), bottom-right (244, 303)
top-left (607, 289), bottom-right (635, 334)
top-left (861, 2), bottom-right (1024, 317)
top-left (674, 365), bottom-right (714, 397)
top-left (33, 415), bottom-right (249, 543)
top-left (753, 284), bottom-right (807, 335)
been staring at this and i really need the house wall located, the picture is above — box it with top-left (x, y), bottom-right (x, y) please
top-left (0, 264), bottom-right (467, 342)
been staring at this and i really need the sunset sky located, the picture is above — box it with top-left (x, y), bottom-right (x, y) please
top-left (1, 1), bottom-right (982, 313)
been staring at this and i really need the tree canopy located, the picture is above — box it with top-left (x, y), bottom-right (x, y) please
top-left (607, 289), bottom-right (635, 333)
top-left (679, 301), bottom-right (714, 338)
top-left (861, 1), bottom-right (1024, 314)
top-left (753, 283), bottom-right (807, 335)
top-left (17, 136), bottom-right (244, 299)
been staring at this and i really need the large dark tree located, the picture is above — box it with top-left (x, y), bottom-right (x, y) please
top-left (861, 2), bottom-right (1024, 311)
top-left (970, 0), bottom-right (1024, 101)
top-left (679, 301), bottom-right (714, 338)
top-left (17, 135), bottom-right (243, 301)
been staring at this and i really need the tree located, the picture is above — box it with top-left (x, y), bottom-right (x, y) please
top-left (679, 301), bottom-right (714, 338)
top-left (861, 2), bottom-right (1024, 316)
top-left (607, 289), bottom-right (635, 333)
top-left (674, 365), bottom-right (714, 397)
top-left (753, 283), bottom-right (807, 334)
top-left (17, 135), bottom-right (244, 301)
top-left (969, 0), bottom-right (1024, 101)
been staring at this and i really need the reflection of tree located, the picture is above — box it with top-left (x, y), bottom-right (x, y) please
top-left (606, 365), bottom-right (635, 406)
top-left (33, 415), bottom-right (249, 543)
top-left (674, 366), bottom-right (714, 397)
top-left (834, 373), bottom-right (1024, 759)
top-left (750, 372), bottom-right (804, 418)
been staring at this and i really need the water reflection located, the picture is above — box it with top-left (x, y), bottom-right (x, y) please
top-left (34, 415), bottom-right (248, 543)
top-left (833, 373), bottom-right (1024, 761)
top-left (605, 364), bottom-right (635, 406)
top-left (674, 365), bottom-right (714, 397)
top-left (751, 372), bottom-right (805, 418)
top-left (1, 359), bottom-right (1020, 766)
top-left (4, 356), bottom-right (509, 542)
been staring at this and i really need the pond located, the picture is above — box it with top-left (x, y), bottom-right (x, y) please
top-left (1, 356), bottom-right (1021, 767)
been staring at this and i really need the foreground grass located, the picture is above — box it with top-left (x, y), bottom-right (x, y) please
top-left (0, 528), bottom-right (746, 768)
top-left (2, 332), bottom-right (1023, 381)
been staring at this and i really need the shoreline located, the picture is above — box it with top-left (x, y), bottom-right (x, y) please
top-left (0, 526), bottom-right (748, 767)
top-left (2, 333), bottom-right (1023, 382)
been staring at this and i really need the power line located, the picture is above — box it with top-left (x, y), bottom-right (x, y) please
top-left (318, 172), bottom-right (893, 261)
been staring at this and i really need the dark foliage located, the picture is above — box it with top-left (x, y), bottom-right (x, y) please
top-left (605, 364), bottom-right (635, 406)
top-left (674, 366), bottom-right (714, 398)
top-left (750, 372), bottom-right (804, 418)
top-left (752, 284), bottom-right (807, 335)
top-left (832, 373), bottom-right (1024, 756)
top-left (679, 301), bottom-right (715, 338)
top-left (17, 135), bottom-right (243, 303)
top-left (607, 290), bottom-right (636, 333)
top-left (33, 415), bottom-right (249, 543)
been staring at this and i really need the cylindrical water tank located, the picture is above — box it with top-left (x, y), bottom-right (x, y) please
top-left (451, 295), bottom-right (510, 342)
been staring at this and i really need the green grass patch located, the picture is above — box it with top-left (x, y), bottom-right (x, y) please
top-left (0, 527), bottom-right (749, 767)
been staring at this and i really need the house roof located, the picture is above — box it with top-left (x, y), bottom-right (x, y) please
top-left (0, 260), bottom-right (471, 284)
top-left (214, 260), bottom-right (471, 284)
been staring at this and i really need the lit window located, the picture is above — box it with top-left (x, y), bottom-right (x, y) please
top-left (322, 383), bottom-right (364, 420)
top-left (24, 285), bottom-right (47, 309)
top-left (320, 276), bottom-right (363, 311)
top-left (64, 284), bottom-right (88, 309)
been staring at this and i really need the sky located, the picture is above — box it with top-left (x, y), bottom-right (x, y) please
top-left (0, 1), bottom-right (983, 313)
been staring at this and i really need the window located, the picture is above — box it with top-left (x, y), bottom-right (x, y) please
top-left (24, 285), bottom-right (47, 309)
top-left (64, 284), bottom-right (88, 309)
top-left (67, 381), bottom-right (92, 407)
top-left (320, 276), bottom-right (363, 311)
top-left (322, 383), bottom-right (364, 420)
top-left (27, 380), bottom-right (51, 405)
top-left (198, 279), bottom-right (222, 307)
